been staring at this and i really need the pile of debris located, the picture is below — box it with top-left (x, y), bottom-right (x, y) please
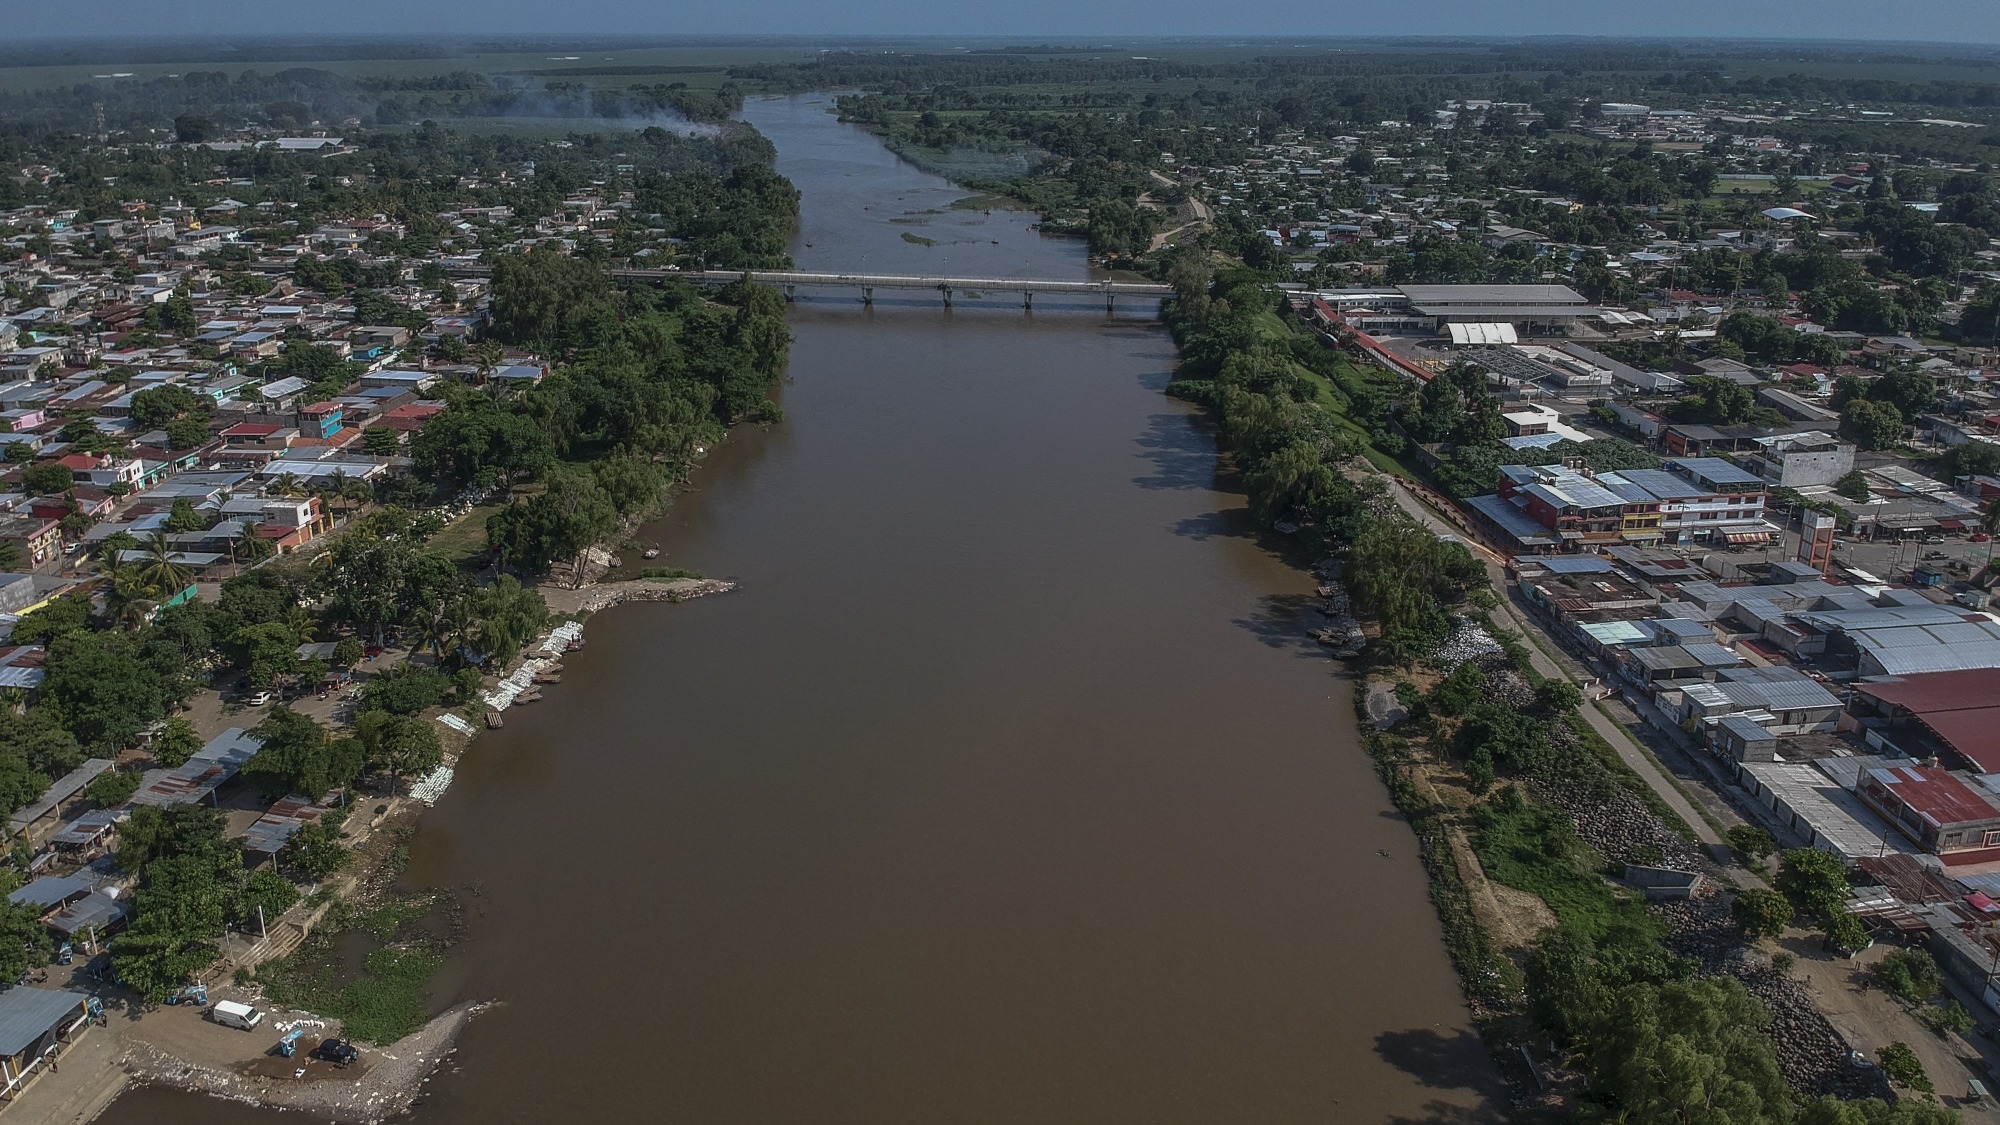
top-left (1655, 898), bottom-right (1892, 1100)
top-left (1531, 757), bottom-right (1706, 872)
top-left (1432, 616), bottom-right (1504, 668)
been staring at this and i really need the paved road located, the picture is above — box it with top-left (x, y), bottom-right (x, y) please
top-left (1377, 477), bottom-right (1764, 882)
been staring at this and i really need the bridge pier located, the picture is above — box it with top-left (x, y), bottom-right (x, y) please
top-left (784, 284), bottom-right (795, 302)
top-left (1023, 291), bottom-right (1033, 311)
top-left (941, 285), bottom-right (953, 309)
top-left (1106, 294), bottom-right (1115, 315)
top-left (862, 286), bottom-right (873, 306)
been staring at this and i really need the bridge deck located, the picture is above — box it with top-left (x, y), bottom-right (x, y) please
top-left (438, 263), bottom-right (1170, 298)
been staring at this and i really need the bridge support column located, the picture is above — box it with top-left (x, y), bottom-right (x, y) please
top-left (784, 285), bottom-right (795, 302)
top-left (941, 286), bottom-right (953, 309)
top-left (1023, 291), bottom-right (1033, 311)
top-left (862, 287), bottom-right (873, 306)
top-left (1106, 294), bottom-right (1115, 315)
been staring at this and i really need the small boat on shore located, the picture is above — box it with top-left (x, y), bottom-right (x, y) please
top-left (642, 548), bottom-right (660, 559)
top-left (485, 712), bottom-right (504, 729)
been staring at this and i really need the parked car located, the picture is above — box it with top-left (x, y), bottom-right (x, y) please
top-left (247, 690), bottom-right (274, 706)
top-left (210, 1000), bottom-right (263, 1031)
top-left (312, 1038), bottom-right (360, 1067)
top-left (1973, 532), bottom-right (1992, 543)
top-left (1923, 534), bottom-right (1946, 543)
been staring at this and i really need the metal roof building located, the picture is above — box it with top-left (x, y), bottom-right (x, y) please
top-left (130, 728), bottom-right (262, 808)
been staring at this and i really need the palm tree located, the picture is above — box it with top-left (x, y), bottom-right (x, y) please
top-left (338, 475), bottom-right (372, 514)
top-left (229, 520), bottom-right (275, 568)
top-left (270, 472), bottom-right (304, 498)
top-left (97, 553), bottom-right (151, 629)
top-left (134, 530), bottom-right (192, 599)
top-left (473, 341), bottom-right (504, 382)
top-left (285, 605), bottom-right (320, 644)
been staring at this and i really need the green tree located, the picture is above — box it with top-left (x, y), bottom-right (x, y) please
top-left (241, 708), bottom-right (361, 799)
top-left (128, 384), bottom-right (208, 430)
top-left (1725, 825), bottom-right (1777, 863)
top-left (1586, 977), bottom-right (1790, 1125)
top-left (1797, 1095), bottom-right (1957, 1125)
top-left (40, 630), bottom-right (177, 752)
top-left (1777, 848), bottom-right (1850, 921)
top-left (86, 768), bottom-right (141, 808)
top-left (363, 426), bottom-right (401, 456)
top-left (19, 463), bottom-right (71, 495)
top-left (486, 470), bottom-right (618, 579)
top-left (1872, 948), bottom-right (1942, 1003)
top-left (361, 663), bottom-right (451, 715)
top-left (1877, 1041), bottom-right (1932, 1092)
top-left (150, 716), bottom-right (202, 768)
top-left (355, 711), bottom-right (443, 780)
top-left (1833, 470), bottom-right (1871, 502)
top-left (0, 899), bottom-right (52, 981)
top-left (230, 621), bottom-right (299, 688)
top-left (282, 818), bottom-right (349, 880)
top-left (235, 868), bottom-right (300, 925)
top-left (135, 530), bottom-right (192, 598)
top-left (1840, 399), bottom-right (1905, 451)
top-left (1731, 889), bottom-right (1794, 940)
top-left (164, 417), bottom-right (212, 451)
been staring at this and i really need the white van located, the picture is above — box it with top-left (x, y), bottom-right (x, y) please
top-left (210, 1000), bottom-right (262, 1031)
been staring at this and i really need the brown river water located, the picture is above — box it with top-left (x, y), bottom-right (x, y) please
top-left (96, 96), bottom-right (1499, 1124)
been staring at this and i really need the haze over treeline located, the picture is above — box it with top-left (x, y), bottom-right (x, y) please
top-left (16, 1), bottom-right (2000, 45)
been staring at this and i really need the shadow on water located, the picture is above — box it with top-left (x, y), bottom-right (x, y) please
top-left (1133, 413), bottom-right (1225, 491)
top-left (1230, 591), bottom-right (1329, 658)
top-left (1375, 1028), bottom-right (1510, 1101)
top-left (1172, 509), bottom-right (1254, 541)
top-left (1385, 1100), bottom-right (1507, 1125)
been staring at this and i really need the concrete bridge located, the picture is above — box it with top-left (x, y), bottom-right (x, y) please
top-left (680, 270), bottom-right (1172, 312)
top-left (442, 263), bottom-right (1171, 312)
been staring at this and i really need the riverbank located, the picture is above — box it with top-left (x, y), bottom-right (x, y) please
top-left (20, 565), bottom-right (740, 1125)
top-left (117, 1001), bottom-right (487, 1125)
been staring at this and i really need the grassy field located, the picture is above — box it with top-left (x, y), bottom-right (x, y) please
top-left (427, 503), bottom-right (502, 566)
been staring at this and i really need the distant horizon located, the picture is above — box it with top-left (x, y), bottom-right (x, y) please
top-left (18, 3), bottom-right (2000, 50)
top-left (9, 32), bottom-right (2000, 48)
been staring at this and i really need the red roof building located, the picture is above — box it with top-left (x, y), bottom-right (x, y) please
top-left (1852, 670), bottom-right (2000, 774)
top-left (1859, 764), bottom-right (2000, 865)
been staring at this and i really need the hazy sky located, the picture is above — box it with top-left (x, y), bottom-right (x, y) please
top-left (35, 0), bottom-right (2000, 43)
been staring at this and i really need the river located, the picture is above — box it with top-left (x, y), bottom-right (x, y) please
top-left (96, 95), bottom-right (1499, 1125)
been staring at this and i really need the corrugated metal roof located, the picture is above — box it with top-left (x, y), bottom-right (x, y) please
top-left (1681, 642), bottom-right (1746, 667)
top-left (45, 891), bottom-right (127, 937)
top-left (131, 728), bottom-right (262, 808)
top-left (8, 759), bottom-right (113, 832)
top-left (7, 872), bottom-right (95, 910)
top-left (50, 808), bottom-right (123, 848)
top-left (0, 666), bottom-right (44, 690)
top-left (0, 988), bottom-right (84, 1057)
top-left (1467, 495), bottom-right (1561, 545)
top-left (1718, 714), bottom-right (1774, 742)
top-left (1537, 556), bottom-right (1614, 574)
top-left (1581, 620), bottom-right (1649, 645)
top-left (1872, 642), bottom-right (2000, 676)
